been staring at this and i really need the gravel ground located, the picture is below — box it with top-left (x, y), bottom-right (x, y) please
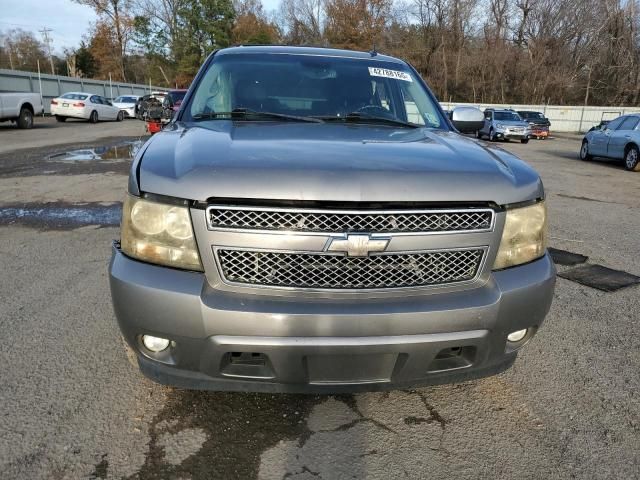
top-left (0, 123), bottom-right (638, 479)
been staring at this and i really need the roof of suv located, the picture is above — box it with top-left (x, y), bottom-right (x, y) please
top-left (216, 45), bottom-right (406, 65)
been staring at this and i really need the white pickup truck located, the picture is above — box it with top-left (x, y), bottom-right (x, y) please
top-left (0, 92), bottom-right (44, 129)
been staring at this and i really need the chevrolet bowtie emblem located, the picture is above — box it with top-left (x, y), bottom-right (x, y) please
top-left (326, 234), bottom-right (390, 257)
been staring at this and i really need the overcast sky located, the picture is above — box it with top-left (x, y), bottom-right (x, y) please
top-left (1, 0), bottom-right (281, 55)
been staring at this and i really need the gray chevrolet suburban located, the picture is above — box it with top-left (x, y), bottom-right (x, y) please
top-left (109, 46), bottom-right (555, 393)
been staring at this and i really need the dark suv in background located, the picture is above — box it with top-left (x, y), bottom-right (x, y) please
top-left (109, 46), bottom-right (555, 393)
top-left (518, 110), bottom-right (551, 139)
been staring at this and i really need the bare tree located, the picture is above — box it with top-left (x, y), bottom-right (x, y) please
top-left (74, 0), bottom-right (133, 81)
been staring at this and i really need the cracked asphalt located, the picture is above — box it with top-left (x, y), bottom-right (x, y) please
top-left (0, 119), bottom-right (638, 479)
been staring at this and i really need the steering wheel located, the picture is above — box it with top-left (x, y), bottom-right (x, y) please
top-left (355, 105), bottom-right (396, 119)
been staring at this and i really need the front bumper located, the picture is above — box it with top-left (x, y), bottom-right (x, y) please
top-left (495, 129), bottom-right (531, 140)
top-left (109, 246), bottom-right (556, 393)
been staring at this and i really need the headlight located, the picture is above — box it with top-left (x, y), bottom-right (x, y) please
top-left (121, 194), bottom-right (203, 271)
top-left (496, 123), bottom-right (505, 129)
top-left (493, 201), bottom-right (547, 270)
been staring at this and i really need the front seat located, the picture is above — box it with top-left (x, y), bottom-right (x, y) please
top-left (234, 80), bottom-right (278, 111)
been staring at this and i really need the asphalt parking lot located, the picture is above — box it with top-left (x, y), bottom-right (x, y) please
top-left (0, 120), bottom-right (638, 479)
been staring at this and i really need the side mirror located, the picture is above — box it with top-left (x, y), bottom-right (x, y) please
top-left (451, 106), bottom-right (485, 134)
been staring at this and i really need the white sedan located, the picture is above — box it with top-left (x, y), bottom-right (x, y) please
top-left (112, 95), bottom-right (140, 118)
top-left (50, 92), bottom-right (124, 123)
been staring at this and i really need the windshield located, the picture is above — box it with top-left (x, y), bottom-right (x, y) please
top-left (520, 111), bottom-right (543, 119)
top-left (186, 53), bottom-right (444, 128)
top-left (115, 96), bottom-right (137, 103)
top-left (494, 111), bottom-right (522, 121)
top-left (61, 93), bottom-right (87, 100)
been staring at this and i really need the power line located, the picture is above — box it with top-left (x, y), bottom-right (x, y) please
top-left (39, 27), bottom-right (56, 75)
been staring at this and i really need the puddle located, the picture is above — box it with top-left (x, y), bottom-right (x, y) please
top-left (0, 202), bottom-right (122, 229)
top-left (47, 140), bottom-right (143, 163)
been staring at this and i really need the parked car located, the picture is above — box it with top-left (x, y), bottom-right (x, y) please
top-left (112, 95), bottom-right (140, 118)
top-left (477, 108), bottom-right (531, 143)
top-left (0, 92), bottom-right (43, 128)
top-left (580, 114), bottom-right (640, 171)
top-left (517, 110), bottom-right (551, 139)
top-left (588, 120), bottom-right (610, 132)
top-left (109, 46), bottom-right (554, 393)
top-left (51, 92), bottom-right (124, 123)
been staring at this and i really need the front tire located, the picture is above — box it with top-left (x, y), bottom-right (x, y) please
top-left (17, 107), bottom-right (33, 129)
top-left (55, 115), bottom-right (66, 122)
top-left (624, 145), bottom-right (640, 171)
top-left (117, 111), bottom-right (124, 122)
top-left (489, 128), bottom-right (496, 141)
top-left (521, 138), bottom-right (529, 144)
top-left (89, 110), bottom-right (99, 124)
top-left (580, 140), bottom-right (592, 161)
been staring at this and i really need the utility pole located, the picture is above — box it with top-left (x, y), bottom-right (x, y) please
top-left (39, 27), bottom-right (55, 75)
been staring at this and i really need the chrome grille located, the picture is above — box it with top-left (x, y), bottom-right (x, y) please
top-left (207, 206), bottom-right (493, 233)
top-left (217, 249), bottom-right (484, 289)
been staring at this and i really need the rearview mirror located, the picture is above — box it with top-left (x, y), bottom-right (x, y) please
top-left (451, 107), bottom-right (485, 133)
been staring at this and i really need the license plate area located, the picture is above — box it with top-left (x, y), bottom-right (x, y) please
top-left (62, 103), bottom-right (69, 107)
top-left (306, 353), bottom-right (397, 384)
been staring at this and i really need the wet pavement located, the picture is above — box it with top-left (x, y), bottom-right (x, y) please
top-left (0, 137), bottom-right (144, 177)
top-left (47, 140), bottom-right (143, 164)
top-left (0, 202), bottom-right (122, 229)
top-left (1, 133), bottom-right (639, 479)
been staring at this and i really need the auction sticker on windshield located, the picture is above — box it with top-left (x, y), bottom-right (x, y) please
top-left (368, 67), bottom-right (413, 82)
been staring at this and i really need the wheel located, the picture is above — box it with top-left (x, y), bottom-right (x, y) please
top-left (489, 128), bottom-right (496, 141)
top-left (521, 138), bottom-right (529, 144)
top-left (17, 107), bottom-right (33, 129)
top-left (55, 115), bottom-right (66, 122)
top-left (117, 111), bottom-right (124, 122)
top-left (89, 110), bottom-right (99, 123)
top-left (579, 140), bottom-right (592, 161)
top-left (475, 130), bottom-right (483, 139)
top-left (624, 145), bottom-right (640, 171)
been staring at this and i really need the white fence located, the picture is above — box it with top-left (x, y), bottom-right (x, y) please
top-left (440, 102), bottom-right (640, 133)
top-left (0, 69), bottom-right (167, 114)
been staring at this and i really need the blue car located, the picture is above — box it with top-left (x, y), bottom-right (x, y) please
top-left (581, 114), bottom-right (640, 171)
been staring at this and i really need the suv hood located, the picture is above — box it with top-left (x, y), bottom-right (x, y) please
top-left (525, 118), bottom-right (550, 127)
top-left (136, 122), bottom-right (543, 205)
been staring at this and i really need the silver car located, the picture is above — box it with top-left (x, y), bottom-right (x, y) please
top-left (580, 114), bottom-right (640, 171)
top-left (109, 46), bottom-right (555, 393)
top-left (477, 109), bottom-right (532, 143)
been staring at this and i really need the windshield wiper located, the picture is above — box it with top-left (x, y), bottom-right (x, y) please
top-left (317, 112), bottom-right (420, 129)
top-left (192, 108), bottom-right (323, 123)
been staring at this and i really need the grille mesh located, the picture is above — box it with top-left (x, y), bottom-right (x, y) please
top-left (208, 207), bottom-right (493, 233)
top-left (217, 249), bottom-right (484, 289)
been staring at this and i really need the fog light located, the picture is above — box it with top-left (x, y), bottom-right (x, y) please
top-left (507, 329), bottom-right (528, 343)
top-left (142, 335), bottom-right (170, 352)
